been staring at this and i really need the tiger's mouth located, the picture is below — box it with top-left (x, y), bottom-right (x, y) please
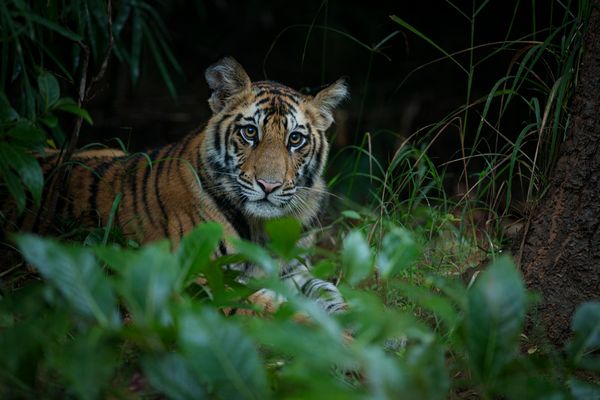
top-left (243, 199), bottom-right (289, 218)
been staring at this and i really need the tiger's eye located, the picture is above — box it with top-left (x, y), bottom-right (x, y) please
top-left (288, 132), bottom-right (303, 146)
top-left (240, 126), bottom-right (258, 141)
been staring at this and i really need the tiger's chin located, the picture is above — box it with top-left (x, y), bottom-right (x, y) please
top-left (243, 200), bottom-right (289, 219)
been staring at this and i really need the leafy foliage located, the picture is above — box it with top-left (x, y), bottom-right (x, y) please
top-left (1, 221), bottom-right (599, 399)
top-left (0, 0), bottom-right (181, 214)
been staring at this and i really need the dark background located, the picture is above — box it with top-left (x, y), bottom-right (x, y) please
top-left (81, 0), bottom-right (564, 199)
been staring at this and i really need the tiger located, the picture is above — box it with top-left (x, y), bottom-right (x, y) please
top-left (3, 57), bottom-right (348, 314)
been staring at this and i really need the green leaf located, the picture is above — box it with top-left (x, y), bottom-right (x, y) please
top-left (98, 242), bottom-right (177, 326)
top-left (567, 301), bottom-right (600, 368)
top-left (570, 379), bottom-right (600, 400)
top-left (37, 71), bottom-right (60, 108)
top-left (176, 222), bottom-right (223, 287)
top-left (6, 120), bottom-right (46, 149)
top-left (341, 210), bottom-right (361, 220)
top-left (395, 282), bottom-right (459, 328)
top-left (465, 255), bottom-right (525, 383)
top-left (343, 287), bottom-right (431, 343)
top-left (361, 347), bottom-right (405, 398)
top-left (265, 217), bottom-right (302, 259)
top-left (143, 353), bottom-right (208, 400)
top-left (400, 339), bottom-right (449, 400)
top-left (341, 230), bottom-right (373, 285)
top-left (179, 308), bottom-right (269, 400)
top-left (40, 114), bottom-right (58, 128)
top-left (0, 161), bottom-right (26, 212)
top-left (367, 339), bottom-right (448, 400)
top-left (312, 259), bottom-right (337, 279)
top-left (0, 92), bottom-right (19, 123)
top-left (15, 235), bottom-right (120, 327)
top-left (231, 238), bottom-right (277, 276)
top-left (0, 142), bottom-right (44, 206)
top-left (49, 331), bottom-right (117, 400)
top-left (55, 98), bottom-right (93, 125)
top-left (27, 13), bottom-right (83, 41)
top-left (376, 226), bottom-right (420, 278)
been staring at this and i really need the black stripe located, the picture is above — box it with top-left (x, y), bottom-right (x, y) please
top-left (129, 154), bottom-right (144, 229)
top-left (223, 114), bottom-right (242, 168)
top-left (90, 161), bottom-right (113, 216)
top-left (154, 155), bottom-right (170, 237)
top-left (198, 167), bottom-right (250, 240)
top-left (218, 241), bottom-right (227, 256)
top-left (142, 148), bottom-right (160, 228)
top-left (255, 98), bottom-right (270, 106)
top-left (212, 113), bottom-right (231, 160)
top-left (256, 89), bottom-right (300, 105)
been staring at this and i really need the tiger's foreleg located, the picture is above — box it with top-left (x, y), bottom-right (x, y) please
top-left (279, 260), bottom-right (346, 314)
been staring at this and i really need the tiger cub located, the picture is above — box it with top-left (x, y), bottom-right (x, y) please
top-left (7, 57), bottom-right (348, 313)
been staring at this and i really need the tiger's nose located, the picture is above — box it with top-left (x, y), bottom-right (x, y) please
top-left (256, 179), bottom-right (282, 194)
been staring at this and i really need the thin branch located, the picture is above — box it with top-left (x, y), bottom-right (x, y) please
top-left (65, 0), bottom-right (114, 162)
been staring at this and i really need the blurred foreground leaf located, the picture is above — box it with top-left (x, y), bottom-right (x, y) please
top-left (16, 235), bottom-right (120, 328)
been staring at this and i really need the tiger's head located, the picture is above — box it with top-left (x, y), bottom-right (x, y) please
top-left (200, 57), bottom-right (348, 221)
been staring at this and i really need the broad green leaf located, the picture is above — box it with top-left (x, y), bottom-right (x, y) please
top-left (143, 353), bottom-right (208, 400)
top-left (265, 217), bottom-right (301, 259)
top-left (15, 235), bottom-right (120, 327)
top-left (362, 347), bottom-right (406, 399)
top-left (0, 92), bottom-right (19, 123)
top-left (176, 222), bottom-right (223, 287)
top-left (399, 339), bottom-right (449, 400)
top-left (231, 238), bottom-right (277, 276)
top-left (376, 226), bottom-right (420, 278)
top-left (179, 308), bottom-right (269, 400)
top-left (341, 210), bottom-right (361, 220)
top-left (567, 301), bottom-right (600, 367)
top-left (341, 230), bottom-right (373, 285)
top-left (55, 98), bottom-right (93, 125)
top-left (246, 317), bottom-right (356, 378)
top-left (369, 339), bottom-right (448, 400)
top-left (94, 245), bottom-right (139, 273)
top-left (100, 243), bottom-right (178, 326)
top-left (0, 161), bottom-right (26, 212)
top-left (37, 71), bottom-right (60, 108)
top-left (49, 331), bottom-right (117, 400)
top-left (0, 142), bottom-right (44, 206)
top-left (394, 282), bottom-right (459, 328)
top-left (465, 255), bottom-right (525, 383)
top-left (40, 114), bottom-right (58, 128)
top-left (311, 259), bottom-right (337, 279)
top-left (343, 287), bottom-right (431, 343)
top-left (6, 121), bottom-right (46, 149)
top-left (570, 379), bottom-right (600, 400)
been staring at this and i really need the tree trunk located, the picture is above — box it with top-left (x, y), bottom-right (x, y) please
top-left (516, 2), bottom-right (600, 346)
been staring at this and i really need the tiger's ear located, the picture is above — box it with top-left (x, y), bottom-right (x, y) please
top-left (312, 78), bottom-right (349, 130)
top-left (205, 57), bottom-right (251, 113)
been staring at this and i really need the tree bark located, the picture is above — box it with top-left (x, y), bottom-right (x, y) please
top-left (517, 2), bottom-right (600, 346)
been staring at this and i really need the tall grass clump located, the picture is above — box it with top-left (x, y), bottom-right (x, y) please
top-left (324, 0), bottom-right (591, 276)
